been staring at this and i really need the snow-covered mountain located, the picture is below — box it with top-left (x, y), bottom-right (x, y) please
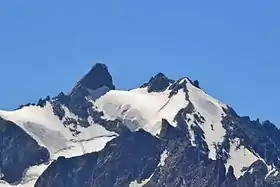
top-left (1, 63), bottom-right (280, 187)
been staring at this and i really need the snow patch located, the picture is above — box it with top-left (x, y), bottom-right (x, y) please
top-left (129, 178), bottom-right (150, 187)
top-left (185, 114), bottom-right (196, 146)
top-left (158, 150), bottom-right (168, 167)
top-left (265, 167), bottom-right (280, 179)
top-left (225, 138), bottom-right (259, 178)
top-left (0, 103), bottom-right (72, 154)
top-left (0, 164), bottom-right (48, 187)
top-left (129, 173), bottom-right (153, 187)
top-left (187, 81), bottom-right (226, 160)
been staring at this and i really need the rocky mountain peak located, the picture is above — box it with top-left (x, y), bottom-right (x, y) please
top-left (2, 63), bottom-right (280, 187)
top-left (69, 63), bottom-right (115, 96)
top-left (141, 72), bottom-right (174, 93)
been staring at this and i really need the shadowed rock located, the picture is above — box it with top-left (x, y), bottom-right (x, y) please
top-left (70, 63), bottom-right (115, 96)
top-left (0, 117), bottom-right (50, 184)
top-left (141, 72), bottom-right (173, 93)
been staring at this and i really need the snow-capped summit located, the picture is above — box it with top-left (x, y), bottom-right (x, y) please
top-left (1, 63), bottom-right (280, 187)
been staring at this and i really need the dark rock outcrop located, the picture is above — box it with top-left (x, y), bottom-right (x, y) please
top-left (35, 129), bottom-right (163, 187)
top-left (159, 119), bottom-right (186, 140)
top-left (230, 160), bottom-right (272, 187)
top-left (50, 87), bottom-right (130, 135)
top-left (169, 78), bottom-right (189, 99)
top-left (193, 80), bottom-right (200, 88)
top-left (222, 107), bottom-right (280, 168)
top-left (141, 73), bottom-right (173, 93)
top-left (0, 118), bottom-right (50, 184)
top-left (70, 63), bottom-right (115, 95)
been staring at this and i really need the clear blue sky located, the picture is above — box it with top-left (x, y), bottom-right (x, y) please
top-left (0, 1), bottom-right (279, 125)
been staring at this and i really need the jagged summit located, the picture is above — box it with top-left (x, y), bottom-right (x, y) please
top-left (69, 63), bottom-right (115, 96)
top-left (140, 72), bottom-right (174, 93)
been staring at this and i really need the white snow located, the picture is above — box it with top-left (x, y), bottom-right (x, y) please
top-left (0, 102), bottom-right (116, 158)
top-left (129, 178), bottom-right (151, 187)
top-left (185, 114), bottom-right (196, 146)
top-left (0, 102), bottom-right (117, 186)
top-left (225, 138), bottom-right (259, 178)
top-left (0, 103), bottom-right (72, 154)
top-left (158, 150), bottom-right (168, 167)
top-left (265, 166), bottom-right (280, 179)
top-left (248, 167), bottom-right (254, 174)
top-left (129, 169), bottom-right (154, 187)
top-left (0, 164), bottom-right (48, 187)
top-left (95, 88), bottom-right (188, 135)
top-left (0, 181), bottom-right (22, 187)
top-left (186, 80), bottom-right (227, 160)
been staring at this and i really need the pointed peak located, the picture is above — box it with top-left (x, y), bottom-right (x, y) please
top-left (140, 72), bottom-right (174, 93)
top-left (168, 77), bottom-right (201, 93)
top-left (154, 72), bottom-right (168, 78)
top-left (91, 63), bottom-right (109, 72)
top-left (70, 63), bottom-right (115, 95)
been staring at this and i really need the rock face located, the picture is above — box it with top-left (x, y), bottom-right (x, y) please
top-left (35, 130), bottom-right (162, 187)
top-left (0, 118), bottom-right (50, 184)
top-left (70, 63), bottom-right (115, 96)
top-left (222, 107), bottom-right (280, 168)
top-left (141, 73), bottom-right (173, 93)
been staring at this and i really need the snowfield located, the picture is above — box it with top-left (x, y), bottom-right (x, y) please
top-left (0, 102), bottom-right (117, 187)
top-left (225, 138), bottom-right (259, 178)
top-left (95, 87), bottom-right (188, 135)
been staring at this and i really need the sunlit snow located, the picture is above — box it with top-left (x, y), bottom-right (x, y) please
top-left (95, 88), bottom-right (188, 135)
top-left (225, 138), bottom-right (259, 178)
top-left (0, 102), bottom-right (116, 186)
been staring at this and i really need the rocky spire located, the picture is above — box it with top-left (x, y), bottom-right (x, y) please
top-left (69, 63), bottom-right (115, 96)
top-left (141, 72), bottom-right (174, 93)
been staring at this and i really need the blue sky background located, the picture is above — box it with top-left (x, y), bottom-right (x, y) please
top-left (0, 1), bottom-right (279, 125)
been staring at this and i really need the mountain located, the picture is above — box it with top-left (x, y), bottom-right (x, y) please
top-left (1, 63), bottom-right (280, 187)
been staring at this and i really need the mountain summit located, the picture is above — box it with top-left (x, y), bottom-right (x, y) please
top-left (1, 63), bottom-right (280, 187)
top-left (69, 63), bottom-right (115, 96)
top-left (140, 72), bottom-right (174, 93)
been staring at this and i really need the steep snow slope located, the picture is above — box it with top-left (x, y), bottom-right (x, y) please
top-left (0, 102), bottom-right (116, 187)
top-left (0, 102), bottom-right (116, 158)
top-left (0, 165), bottom-right (48, 187)
top-left (225, 138), bottom-right (259, 178)
top-left (95, 88), bottom-right (188, 135)
top-left (95, 79), bottom-right (227, 160)
top-left (186, 79), bottom-right (227, 160)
